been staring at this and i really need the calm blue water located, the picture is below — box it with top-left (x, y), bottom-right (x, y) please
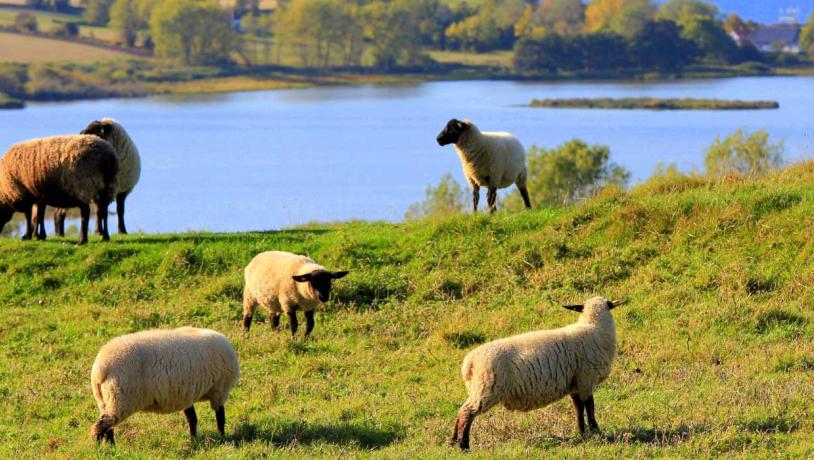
top-left (1, 76), bottom-right (813, 233)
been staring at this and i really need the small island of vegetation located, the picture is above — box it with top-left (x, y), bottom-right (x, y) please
top-left (529, 97), bottom-right (780, 110)
top-left (0, 94), bottom-right (24, 109)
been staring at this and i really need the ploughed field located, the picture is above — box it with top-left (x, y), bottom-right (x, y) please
top-left (1, 163), bottom-right (813, 458)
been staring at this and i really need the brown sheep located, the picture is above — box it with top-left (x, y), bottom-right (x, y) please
top-left (0, 135), bottom-right (118, 244)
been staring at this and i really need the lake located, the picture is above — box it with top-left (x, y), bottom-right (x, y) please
top-left (1, 76), bottom-right (813, 234)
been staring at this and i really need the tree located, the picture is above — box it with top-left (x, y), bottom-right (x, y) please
top-left (110, 0), bottom-right (141, 46)
top-left (537, 0), bottom-right (585, 36)
top-left (801, 12), bottom-right (814, 56)
top-left (628, 19), bottom-right (697, 70)
top-left (363, 0), bottom-right (428, 69)
top-left (84, 0), bottom-right (115, 25)
top-left (705, 129), bottom-right (784, 177)
top-left (681, 16), bottom-right (738, 63)
top-left (504, 140), bottom-right (630, 208)
top-left (578, 32), bottom-right (629, 70)
top-left (14, 12), bottom-right (38, 32)
top-left (513, 34), bottom-right (570, 73)
top-left (658, 0), bottom-right (718, 24)
top-left (404, 173), bottom-right (467, 220)
top-left (150, 0), bottom-right (239, 65)
top-left (610, 0), bottom-right (656, 38)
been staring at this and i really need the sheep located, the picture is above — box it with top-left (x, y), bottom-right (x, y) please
top-left (242, 251), bottom-right (349, 337)
top-left (450, 297), bottom-right (623, 450)
top-left (0, 135), bottom-right (118, 245)
top-left (54, 118), bottom-right (141, 237)
top-left (90, 327), bottom-right (240, 445)
top-left (436, 119), bottom-right (532, 213)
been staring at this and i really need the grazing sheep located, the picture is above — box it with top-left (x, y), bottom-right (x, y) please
top-left (450, 297), bottom-right (622, 450)
top-left (436, 119), bottom-right (532, 213)
top-left (90, 327), bottom-right (240, 445)
top-left (0, 135), bottom-right (118, 245)
top-left (54, 118), bottom-right (141, 236)
top-left (242, 251), bottom-right (349, 337)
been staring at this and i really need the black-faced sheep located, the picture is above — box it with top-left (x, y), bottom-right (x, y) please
top-left (0, 135), bottom-right (118, 244)
top-left (54, 118), bottom-right (141, 236)
top-left (436, 119), bottom-right (532, 213)
top-left (90, 327), bottom-right (240, 444)
top-left (451, 297), bottom-right (622, 450)
top-left (242, 251), bottom-right (349, 337)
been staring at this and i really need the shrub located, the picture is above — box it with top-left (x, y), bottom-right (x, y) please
top-left (14, 12), bottom-right (38, 33)
top-left (705, 129), bottom-right (784, 177)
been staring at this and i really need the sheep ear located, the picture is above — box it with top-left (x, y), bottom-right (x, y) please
top-left (608, 300), bottom-right (626, 310)
top-left (292, 274), bottom-right (311, 283)
top-left (562, 304), bottom-right (584, 313)
top-left (330, 270), bottom-right (349, 279)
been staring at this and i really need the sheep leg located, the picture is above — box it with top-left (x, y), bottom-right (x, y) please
top-left (471, 185), bottom-right (480, 212)
top-left (487, 187), bottom-right (497, 213)
top-left (570, 394), bottom-right (586, 434)
top-left (584, 395), bottom-right (600, 432)
top-left (184, 406), bottom-right (198, 438)
top-left (271, 313), bottom-right (280, 329)
top-left (116, 192), bottom-right (129, 234)
top-left (215, 405), bottom-right (226, 436)
top-left (54, 208), bottom-right (66, 237)
top-left (35, 203), bottom-right (46, 240)
top-left (288, 311), bottom-right (299, 337)
top-left (453, 406), bottom-right (477, 450)
top-left (241, 293), bottom-right (256, 332)
top-left (519, 185), bottom-right (532, 209)
top-left (96, 203), bottom-right (110, 242)
top-left (104, 428), bottom-right (114, 445)
top-left (22, 207), bottom-right (33, 240)
top-left (304, 310), bottom-right (315, 337)
top-left (78, 204), bottom-right (90, 245)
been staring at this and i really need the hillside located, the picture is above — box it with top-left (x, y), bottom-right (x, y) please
top-left (0, 163), bottom-right (813, 458)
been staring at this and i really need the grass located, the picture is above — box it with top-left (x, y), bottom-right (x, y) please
top-left (1, 163), bottom-right (814, 458)
top-left (0, 32), bottom-right (130, 63)
top-left (428, 50), bottom-right (514, 69)
top-left (529, 97), bottom-right (781, 111)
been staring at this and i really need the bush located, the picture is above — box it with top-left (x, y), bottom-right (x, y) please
top-left (405, 173), bottom-right (467, 220)
top-left (51, 22), bottom-right (80, 38)
top-left (0, 64), bottom-right (29, 98)
top-left (14, 12), bottom-right (38, 33)
top-left (505, 140), bottom-right (630, 208)
top-left (705, 129), bottom-right (784, 177)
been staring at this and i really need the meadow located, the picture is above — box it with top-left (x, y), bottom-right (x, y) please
top-left (0, 32), bottom-right (129, 63)
top-left (0, 162), bottom-right (813, 458)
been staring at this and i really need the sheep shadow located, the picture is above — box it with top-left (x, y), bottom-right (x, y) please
top-left (600, 425), bottom-right (700, 445)
top-left (226, 420), bottom-right (404, 449)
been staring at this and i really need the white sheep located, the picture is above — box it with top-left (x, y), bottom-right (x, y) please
top-left (450, 297), bottom-right (622, 450)
top-left (436, 119), bottom-right (532, 213)
top-left (90, 327), bottom-right (240, 444)
top-left (54, 118), bottom-right (141, 236)
top-left (242, 251), bottom-right (349, 337)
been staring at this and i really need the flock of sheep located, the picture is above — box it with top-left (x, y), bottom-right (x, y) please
top-left (1, 117), bottom-right (623, 450)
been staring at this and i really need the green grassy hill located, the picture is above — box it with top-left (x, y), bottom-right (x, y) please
top-left (1, 163), bottom-right (813, 458)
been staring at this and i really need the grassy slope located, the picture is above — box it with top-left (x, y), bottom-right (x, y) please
top-left (1, 165), bottom-right (814, 458)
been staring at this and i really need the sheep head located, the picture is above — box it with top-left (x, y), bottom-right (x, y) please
top-left (81, 119), bottom-right (115, 141)
top-left (292, 269), bottom-right (349, 302)
top-left (437, 119), bottom-right (471, 146)
top-left (562, 297), bottom-right (625, 313)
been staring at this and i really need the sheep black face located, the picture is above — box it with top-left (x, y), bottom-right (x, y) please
top-left (292, 270), bottom-right (350, 302)
top-left (81, 120), bottom-right (113, 141)
top-left (437, 119), bottom-right (469, 146)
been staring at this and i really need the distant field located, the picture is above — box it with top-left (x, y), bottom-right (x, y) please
top-left (0, 32), bottom-right (129, 63)
top-left (429, 50), bottom-right (514, 68)
top-left (0, 6), bottom-right (118, 42)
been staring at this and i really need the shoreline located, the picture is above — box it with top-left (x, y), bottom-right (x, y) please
top-left (2, 62), bottom-right (814, 108)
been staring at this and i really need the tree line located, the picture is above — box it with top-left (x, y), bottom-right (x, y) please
top-left (22, 0), bottom-right (813, 69)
